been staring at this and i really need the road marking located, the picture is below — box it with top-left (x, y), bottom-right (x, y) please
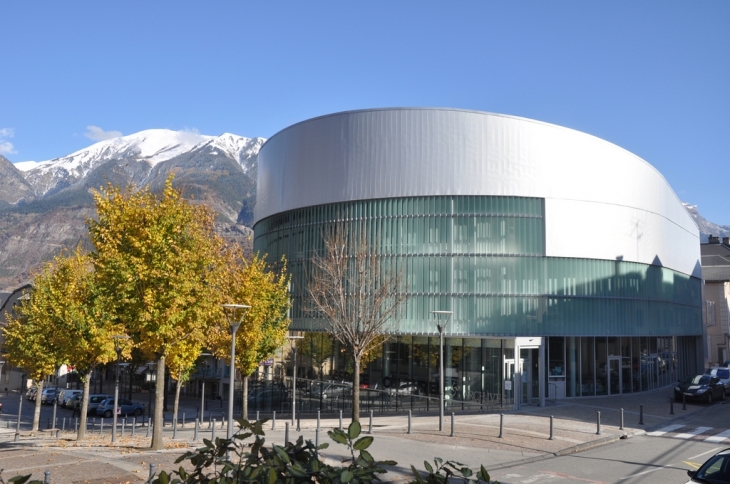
top-left (620, 464), bottom-right (685, 479)
top-left (675, 427), bottom-right (712, 439)
top-left (689, 448), bottom-right (722, 460)
top-left (705, 429), bottom-right (730, 443)
top-left (684, 461), bottom-right (701, 469)
top-left (646, 424), bottom-right (683, 436)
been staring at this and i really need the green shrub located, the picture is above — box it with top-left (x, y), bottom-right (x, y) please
top-left (148, 418), bottom-right (496, 484)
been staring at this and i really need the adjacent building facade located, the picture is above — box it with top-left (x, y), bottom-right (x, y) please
top-left (701, 235), bottom-right (730, 367)
top-left (235, 109), bottom-right (701, 405)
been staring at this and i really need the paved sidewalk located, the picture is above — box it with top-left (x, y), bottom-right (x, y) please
top-left (0, 384), bottom-right (716, 483)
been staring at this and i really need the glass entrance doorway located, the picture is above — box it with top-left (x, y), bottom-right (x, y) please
top-left (520, 348), bottom-right (540, 405)
top-left (608, 356), bottom-right (622, 395)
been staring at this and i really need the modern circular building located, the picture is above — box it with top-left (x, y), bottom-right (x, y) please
top-left (254, 108), bottom-right (703, 406)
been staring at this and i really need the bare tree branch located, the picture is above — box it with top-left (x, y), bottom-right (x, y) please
top-left (306, 220), bottom-right (408, 421)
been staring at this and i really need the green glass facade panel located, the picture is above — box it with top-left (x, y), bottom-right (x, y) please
top-left (254, 196), bottom-right (702, 339)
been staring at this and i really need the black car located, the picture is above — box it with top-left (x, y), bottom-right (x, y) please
top-left (686, 447), bottom-right (730, 483)
top-left (675, 374), bottom-right (725, 404)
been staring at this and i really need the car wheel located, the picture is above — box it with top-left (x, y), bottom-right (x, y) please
top-left (134, 408), bottom-right (142, 417)
top-left (104, 410), bottom-right (112, 418)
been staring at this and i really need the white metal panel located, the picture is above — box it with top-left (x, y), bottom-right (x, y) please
top-left (255, 108), bottom-right (700, 276)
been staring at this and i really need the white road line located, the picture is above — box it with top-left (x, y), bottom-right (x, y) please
top-left (620, 464), bottom-right (685, 479)
top-left (646, 424), bottom-right (684, 436)
top-left (705, 430), bottom-right (730, 443)
top-left (675, 427), bottom-right (713, 439)
top-left (689, 448), bottom-right (722, 460)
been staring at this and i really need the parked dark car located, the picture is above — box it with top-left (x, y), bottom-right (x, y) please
top-left (95, 398), bottom-right (144, 417)
top-left (705, 367), bottom-right (730, 396)
top-left (247, 387), bottom-right (288, 410)
top-left (675, 374), bottom-right (725, 404)
top-left (685, 447), bottom-right (730, 483)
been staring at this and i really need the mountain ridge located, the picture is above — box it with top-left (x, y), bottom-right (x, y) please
top-left (0, 129), bottom-right (264, 291)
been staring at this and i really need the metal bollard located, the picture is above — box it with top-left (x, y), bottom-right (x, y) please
top-left (121, 418), bottom-right (125, 437)
top-left (62, 418), bottom-right (66, 431)
top-left (285, 422), bottom-right (289, 445)
top-left (339, 410), bottom-right (343, 430)
top-left (368, 410), bottom-right (373, 434)
top-left (75, 419), bottom-right (78, 433)
top-left (146, 418), bottom-right (151, 438)
top-left (683, 393), bottom-right (687, 411)
top-left (315, 428), bottom-right (320, 456)
top-left (297, 415), bottom-right (301, 432)
top-left (549, 415), bottom-right (554, 440)
top-left (100, 418), bottom-right (104, 435)
top-left (209, 413), bottom-right (212, 428)
top-left (498, 413), bottom-right (504, 438)
top-left (408, 410), bottom-right (412, 434)
top-left (194, 418), bottom-right (199, 441)
top-left (272, 411), bottom-right (276, 430)
top-left (450, 412), bottom-right (455, 437)
top-left (256, 411), bottom-right (260, 421)
top-left (212, 419), bottom-right (216, 441)
top-left (317, 410), bottom-right (321, 430)
top-left (620, 408), bottom-right (625, 430)
top-left (221, 418), bottom-right (224, 429)
top-left (639, 404), bottom-right (645, 425)
top-left (132, 418), bottom-right (136, 437)
top-left (44, 470), bottom-right (50, 484)
top-left (596, 411), bottom-right (601, 435)
top-left (149, 463), bottom-right (157, 480)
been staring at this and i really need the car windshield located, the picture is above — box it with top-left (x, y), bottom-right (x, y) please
top-left (684, 375), bottom-right (711, 385)
top-left (696, 453), bottom-right (730, 483)
top-left (719, 369), bottom-right (730, 379)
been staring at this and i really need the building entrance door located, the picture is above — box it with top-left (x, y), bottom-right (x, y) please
top-left (520, 348), bottom-right (540, 405)
top-left (608, 356), bottom-right (622, 395)
top-left (503, 358), bottom-right (518, 407)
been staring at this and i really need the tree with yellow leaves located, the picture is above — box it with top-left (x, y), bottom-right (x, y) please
top-left (207, 245), bottom-right (290, 419)
top-left (88, 176), bottom-right (223, 450)
top-left (3, 247), bottom-right (121, 436)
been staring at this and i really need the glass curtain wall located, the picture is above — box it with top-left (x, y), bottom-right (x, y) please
top-left (254, 195), bottom-right (702, 338)
top-left (546, 335), bottom-right (699, 398)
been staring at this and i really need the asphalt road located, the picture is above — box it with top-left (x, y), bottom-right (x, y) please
top-left (487, 402), bottom-right (730, 484)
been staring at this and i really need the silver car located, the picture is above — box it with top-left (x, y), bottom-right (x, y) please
top-left (705, 367), bottom-right (730, 395)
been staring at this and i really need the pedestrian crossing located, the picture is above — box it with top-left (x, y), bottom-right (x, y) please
top-left (647, 425), bottom-right (730, 442)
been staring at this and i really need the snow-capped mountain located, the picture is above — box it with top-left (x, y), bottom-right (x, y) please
top-left (17, 129), bottom-right (264, 197)
top-left (0, 128), bottom-right (265, 291)
top-left (683, 203), bottom-right (730, 242)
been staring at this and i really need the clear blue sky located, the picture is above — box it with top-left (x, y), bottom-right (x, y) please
top-left (2, 2), bottom-right (728, 223)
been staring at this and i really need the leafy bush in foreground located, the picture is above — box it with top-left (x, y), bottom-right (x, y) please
top-left (148, 418), bottom-right (497, 484)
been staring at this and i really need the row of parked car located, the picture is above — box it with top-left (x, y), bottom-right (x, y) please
top-left (24, 387), bottom-right (145, 417)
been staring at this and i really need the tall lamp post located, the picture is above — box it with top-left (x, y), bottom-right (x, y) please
top-left (287, 335), bottom-right (303, 425)
top-left (197, 352), bottom-right (211, 421)
top-left (111, 335), bottom-right (130, 443)
top-left (432, 310), bottom-right (453, 432)
top-left (222, 304), bottom-right (250, 439)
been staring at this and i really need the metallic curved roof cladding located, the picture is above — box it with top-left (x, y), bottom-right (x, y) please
top-left (256, 108), bottom-right (700, 277)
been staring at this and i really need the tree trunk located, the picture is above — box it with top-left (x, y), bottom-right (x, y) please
top-left (77, 371), bottom-right (92, 440)
top-left (352, 357), bottom-right (361, 422)
top-left (172, 373), bottom-right (182, 425)
top-left (32, 380), bottom-right (44, 431)
top-left (242, 376), bottom-right (248, 420)
top-left (151, 355), bottom-right (166, 450)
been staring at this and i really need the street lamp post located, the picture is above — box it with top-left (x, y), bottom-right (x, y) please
top-left (287, 335), bottom-right (303, 425)
top-left (197, 353), bottom-right (211, 421)
top-left (222, 304), bottom-right (250, 440)
top-left (432, 310), bottom-right (453, 432)
top-left (111, 335), bottom-right (130, 443)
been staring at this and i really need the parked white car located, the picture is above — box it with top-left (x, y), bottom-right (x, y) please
top-left (59, 389), bottom-right (83, 408)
